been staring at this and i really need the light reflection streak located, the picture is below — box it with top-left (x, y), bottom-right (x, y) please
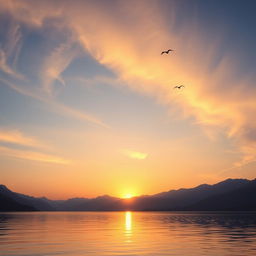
top-left (124, 211), bottom-right (132, 242)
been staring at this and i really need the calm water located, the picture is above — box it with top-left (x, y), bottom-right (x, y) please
top-left (0, 212), bottom-right (256, 256)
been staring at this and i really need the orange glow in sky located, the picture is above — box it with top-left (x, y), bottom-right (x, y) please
top-left (0, 0), bottom-right (256, 200)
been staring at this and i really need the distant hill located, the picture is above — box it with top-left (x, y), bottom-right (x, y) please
top-left (0, 185), bottom-right (54, 211)
top-left (186, 179), bottom-right (256, 211)
top-left (128, 178), bottom-right (251, 211)
top-left (0, 178), bottom-right (255, 211)
top-left (0, 186), bottom-right (36, 211)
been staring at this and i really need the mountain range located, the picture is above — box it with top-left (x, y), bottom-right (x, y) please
top-left (1, 178), bottom-right (256, 211)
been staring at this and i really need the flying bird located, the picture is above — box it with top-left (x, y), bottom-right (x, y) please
top-left (173, 85), bottom-right (185, 89)
top-left (161, 49), bottom-right (173, 55)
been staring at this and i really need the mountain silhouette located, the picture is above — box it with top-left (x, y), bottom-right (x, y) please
top-left (186, 179), bottom-right (256, 211)
top-left (0, 185), bottom-right (36, 211)
top-left (0, 185), bottom-right (54, 211)
top-left (129, 178), bottom-right (250, 211)
top-left (0, 178), bottom-right (255, 211)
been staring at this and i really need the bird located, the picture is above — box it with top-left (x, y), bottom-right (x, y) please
top-left (173, 85), bottom-right (185, 89)
top-left (161, 49), bottom-right (173, 55)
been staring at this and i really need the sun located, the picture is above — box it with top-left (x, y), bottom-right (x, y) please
top-left (123, 193), bottom-right (134, 199)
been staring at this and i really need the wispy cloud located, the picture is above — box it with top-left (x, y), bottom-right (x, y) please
top-left (0, 129), bottom-right (70, 164)
top-left (0, 49), bottom-right (15, 76)
top-left (0, 78), bottom-right (109, 128)
top-left (0, 3), bottom-right (108, 129)
top-left (123, 149), bottom-right (148, 160)
top-left (0, 20), bottom-right (23, 79)
top-left (40, 40), bottom-right (80, 94)
top-left (0, 145), bottom-right (70, 164)
top-left (0, 129), bottom-right (44, 148)
top-left (0, 48), bottom-right (23, 79)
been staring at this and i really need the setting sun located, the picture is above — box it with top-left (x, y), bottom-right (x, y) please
top-left (123, 193), bottom-right (134, 199)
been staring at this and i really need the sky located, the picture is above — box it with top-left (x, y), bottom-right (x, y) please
top-left (0, 0), bottom-right (256, 199)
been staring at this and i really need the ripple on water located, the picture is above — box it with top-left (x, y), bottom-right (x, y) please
top-left (0, 212), bottom-right (256, 256)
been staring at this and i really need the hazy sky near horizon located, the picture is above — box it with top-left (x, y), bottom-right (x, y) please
top-left (0, 0), bottom-right (256, 199)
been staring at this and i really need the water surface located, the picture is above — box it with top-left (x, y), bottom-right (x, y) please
top-left (0, 212), bottom-right (256, 256)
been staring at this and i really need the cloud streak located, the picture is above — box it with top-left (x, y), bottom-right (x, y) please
top-left (0, 129), bottom-right (70, 164)
top-left (123, 149), bottom-right (148, 160)
top-left (0, 145), bottom-right (70, 164)
top-left (0, 78), bottom-right (109, 128)
top-left (0, 129), bottom-right (44, 148)
top-left (40, 39), bottom-right (80, 94)
top-left (0, 18), bottom-right (23, 79)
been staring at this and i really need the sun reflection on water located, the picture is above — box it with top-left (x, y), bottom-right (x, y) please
top-left (124, 211), bottom-right (132, 242)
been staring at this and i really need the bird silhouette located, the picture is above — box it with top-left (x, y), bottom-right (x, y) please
top-left (173, 85), bottom-right (185, 89)
top-left (161, 49), bottom-right (173, 55)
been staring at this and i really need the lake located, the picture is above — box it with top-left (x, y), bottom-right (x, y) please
top-left (0, 212), bottom-right (256, 255)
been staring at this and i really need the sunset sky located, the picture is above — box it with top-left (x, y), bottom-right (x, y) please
top-left (0, 0), bottom-right (256, 199)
